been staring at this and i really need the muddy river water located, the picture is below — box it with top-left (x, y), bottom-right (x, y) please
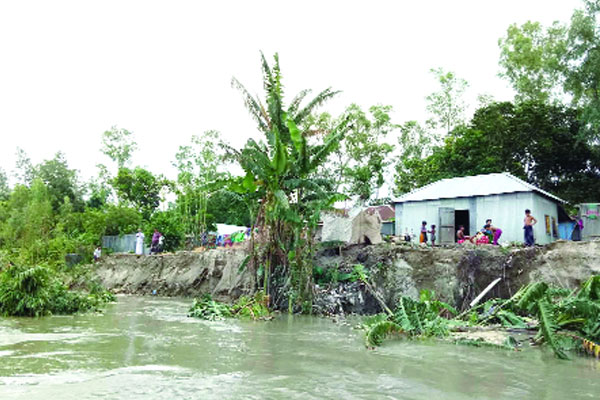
top-left (0, 296), bottom-right (598, 399)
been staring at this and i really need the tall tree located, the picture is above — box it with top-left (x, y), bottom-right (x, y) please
top-left (13, 147), bottom-right (35, 186)
top-left (35, 152), bottom-right (83, 212)
top-left (426, 68), bottom-right (469, 136)
top-left (394, 100), bottom-right (600, 203)
top-left (229, 52), bottom-right (346, 309)
top-left (0, 168), bottom-right (9, 201)
top-left (101, 126), bottom-right (137, 169)
top-left (498, 1), bottom-right (600, 136)
top-left (173, 130), bottom-right (228, 235)
top-left (112, 167), bottom-right (169, 220)
top-left (321, 104), bottom-right (395, 201)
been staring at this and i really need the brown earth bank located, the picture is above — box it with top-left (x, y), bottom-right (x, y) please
top-left (93, 248), bottom-right (255, 303)
top-left (93, 240), bottom-right (600, 314)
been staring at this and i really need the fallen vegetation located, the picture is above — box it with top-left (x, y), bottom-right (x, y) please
top-left (0, 262), bottom-right (115, 317)
top-left (188, 292), bottom-right (271, 321)
top-left (361, 276), bottom-right (600, 360)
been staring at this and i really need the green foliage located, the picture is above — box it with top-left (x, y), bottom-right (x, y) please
top-left (173, 130), bottom-right (231, 238)
top-left (362, 278), bottom-right (600, 360)
top-left (365, 320), bottom-right (403, 347)
top-left (498, 3), bottom-right (600, 136)
top-left (104, 205), bottom-right (142, 236)
top-left (101, 126), bottom-right (137, 168)
top-left (206, 190), bottom-right (252, 227)
top-left (112, 167), bottom-right (169, 220)
top-left (537, 298), bottom-right (569, 359)
top-left (393, 100), bottom-right (600, 203)
top-left (187, 294), bottom-right (233, 321)
top-left (188, 292), bottom-right (270, 321)
top-left (516, 282), bottom-right (549, 312)
top-left (0, 263), bottom-right (113, 317)
top-left (0, 168), bottom-right (10, 202)
top-left (230, 52), bottom-right (347, 309)
top-left (426, 67), bottom-right (469, 135)
top-left (34, 152), bottom-right (84, 212)
top-left (143, 210), bottom-right (185, 252)
top-left (362, 290), bottom-right (453, 347)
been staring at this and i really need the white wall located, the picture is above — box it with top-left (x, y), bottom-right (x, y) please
top-left (394, 192), bottom-right (559, 245)
top-left (532, 194), bottom-right (560, 245)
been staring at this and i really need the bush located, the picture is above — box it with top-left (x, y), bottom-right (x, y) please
top-left (144, 210), bottom-right (185, 252)
top-left (104, 205), bottom-right (142, 236)
top-left (0, 263), bottom-right (114, 317)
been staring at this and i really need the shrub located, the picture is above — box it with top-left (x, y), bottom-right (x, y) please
top-left (0, 263), bottom-right (114, 317)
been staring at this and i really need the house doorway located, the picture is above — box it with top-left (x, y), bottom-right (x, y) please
top-left (455, 210), bottom-right (470, 240)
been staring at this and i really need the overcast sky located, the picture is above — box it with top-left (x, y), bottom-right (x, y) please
top-left (0, 0), bottom-right (581, 185)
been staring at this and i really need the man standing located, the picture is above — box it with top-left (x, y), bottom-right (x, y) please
top-left (523, 209), bottom-right (537, 247)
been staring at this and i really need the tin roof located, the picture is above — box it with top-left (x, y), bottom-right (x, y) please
top-left (393, 173), bottom-right (564, 203)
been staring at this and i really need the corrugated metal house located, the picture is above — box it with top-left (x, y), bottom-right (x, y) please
top-left (393, 173), bottom-right (567, 245)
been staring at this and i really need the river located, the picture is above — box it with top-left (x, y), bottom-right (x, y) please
top-left (0, 296), bottom-right (598, 399)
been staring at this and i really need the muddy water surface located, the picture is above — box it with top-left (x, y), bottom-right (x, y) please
top-left (0, 296), bottom-right (598, 399)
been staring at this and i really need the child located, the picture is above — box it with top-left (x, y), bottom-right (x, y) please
top-left (523, 209), bottom-right (537, 246)
top-left (420, 221), bottom-right (428, 244)
top-left (93, 246), bottom-right (101, 262)
top-left (430, 224), bottom-right (436, 246)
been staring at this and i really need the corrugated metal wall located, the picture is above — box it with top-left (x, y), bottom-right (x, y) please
top-left (102, 234), bottom-right (150, 255)
top-left (394, 192), bottom-right (560, 245)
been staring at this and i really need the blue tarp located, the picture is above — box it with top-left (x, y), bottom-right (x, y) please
top-left (558, 222), bottom-right (575, 240)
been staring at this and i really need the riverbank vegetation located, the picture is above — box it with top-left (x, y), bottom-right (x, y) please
top-left (0, 261), bottom-right (114, 317)
top-left (362, 276), bottom-right (600, 360)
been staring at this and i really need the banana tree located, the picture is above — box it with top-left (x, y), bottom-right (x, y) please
top-left (228, 53), bottom-right (349, 310)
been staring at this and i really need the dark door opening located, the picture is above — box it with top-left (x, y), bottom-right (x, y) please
top-left (455, 210), bottom-right (470, 241)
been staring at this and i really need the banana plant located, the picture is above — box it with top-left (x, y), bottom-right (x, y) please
top-left (228, 53), bottom-right (349, 309)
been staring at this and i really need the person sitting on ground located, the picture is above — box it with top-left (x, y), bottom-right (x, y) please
top-left (420, 221), bottom-right (428, 244)
top-left (482, 224), bottom-right (494, 244)
top-left (430, 224), bottom-right (437, 246)
top-left (456, 225), bottom-right (470, 244)
top-left (404, 229), bottom-right (412, 242)
top-left (93, 246), bottom-right (102, 262)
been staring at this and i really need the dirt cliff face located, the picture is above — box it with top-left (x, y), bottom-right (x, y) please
top-left (94, 249), bottom-right (254, 302)
top-left (313, 240), bottom-right (600, 315)
top-left (95, 241), bottom-right (600, 314)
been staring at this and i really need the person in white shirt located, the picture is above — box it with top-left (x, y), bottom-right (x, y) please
top-left (93, 246), bottom-right (101, 262)
top-left (135, 229), bottom-right (145, 255)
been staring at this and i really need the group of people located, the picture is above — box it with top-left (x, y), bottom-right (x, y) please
top-left (456, 209), bottom-right (537, 246)
top-left (135, 228), bottom-right (164, 255)
top-left (402, 223), bottom-right (437, 245)
top-left (406, 209), bottom-right (538, 247)
top-left (456, 219), bottom-right (502, 245)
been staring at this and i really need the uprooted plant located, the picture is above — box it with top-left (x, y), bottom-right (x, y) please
top-left (188, 292), bottom-right (271, 321)
top-left (361, 276), bottom-right (600, 360)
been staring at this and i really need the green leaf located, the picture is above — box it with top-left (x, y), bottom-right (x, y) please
top-left (286, 116), bottom-right (303, 152)
top-left (537, 298), bottom-right (569, 359)
top-left (242, 172), bottom-right (257, 192)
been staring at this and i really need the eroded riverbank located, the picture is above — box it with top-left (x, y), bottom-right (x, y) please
top-left (93, 241), bottom-right (600, 315)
